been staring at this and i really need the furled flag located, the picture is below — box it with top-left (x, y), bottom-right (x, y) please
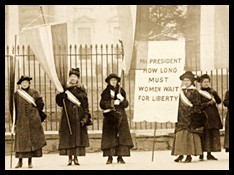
top-left (20, 22), bottom-right (68, 92)
top-left (117, 5), bottom-right (137, 75)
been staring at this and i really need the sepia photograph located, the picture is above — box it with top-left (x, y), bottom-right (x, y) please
top-left (5, 5), bottom-right (229, 170)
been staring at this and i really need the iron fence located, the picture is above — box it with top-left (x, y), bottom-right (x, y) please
top-left (5, 44), bottom-right (229, 132)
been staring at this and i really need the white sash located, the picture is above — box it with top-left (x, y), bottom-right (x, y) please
top-left (180, 90), bottom-right (193, 107)
top-left (199, 90), bottom-right (216, 102)
top-left (180, 85), bottom-right (196, 107)
top-left (17, 89), bottom-right (37, 106)
top-left (65, 90), bottom-right (81, 107)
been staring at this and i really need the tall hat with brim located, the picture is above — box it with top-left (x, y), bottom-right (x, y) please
top-left (17, 76), bottom-right (32, 85)
top-left (69, 68), bottom-right (80, 78)
top-left (198, 74), bottom-right (210, 83)
top-left (105, 73), bottom-right (121, 83)
top-left (179, 71), bottom-right (196, 82)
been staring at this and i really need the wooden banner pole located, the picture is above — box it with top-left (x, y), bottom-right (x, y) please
top-left (152, 122), bottom-right (157, 162)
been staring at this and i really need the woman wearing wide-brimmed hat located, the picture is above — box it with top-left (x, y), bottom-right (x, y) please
top-left (100, 73), bottom-right (134, 164)
top-left (171, 71), bottom-right (203, 163)
top-left (198, 74), bottom-right (223, 161)
top-left (14, 76), bottom-right (46, 168)
top-left (56, 68), bottom-right (92, 166)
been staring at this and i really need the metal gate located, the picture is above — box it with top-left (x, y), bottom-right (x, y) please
top-left (5, 44), bottom-right (229, 132)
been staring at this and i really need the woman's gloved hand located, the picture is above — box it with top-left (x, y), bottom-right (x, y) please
top-left (60, 92), bottom-right (67, 99)
top-left (114, 99), bottom-right (120, 105)
top-left (117, 93), bottom-right (124, 102)
top-left (81, 115), bottom-right (88, 126)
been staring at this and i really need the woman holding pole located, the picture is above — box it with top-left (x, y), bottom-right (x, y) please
top-left (56, 68), bottom-right (92, 166)
top-left (100, 73), bottom-right (134, 164)
top-left (14, 76), bottom-right (46, 168)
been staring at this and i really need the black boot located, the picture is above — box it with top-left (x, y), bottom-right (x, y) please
top-left (68, 156), bottom-right (72, 166)
top-left (207, 152), bottom-right (218, 160)
top-left (106, 156), bottom-right (113, 164)
top-left (74, 156), bottom-right (80, 165)
top-left (15, 158), bottom-right (23, 168)
top-left (117, 156), bottom-right (125, 164)
top-left (28, 158), bottom-right (33, 168)
top-left (174, 155), bottom-right (183, 162)
top-left (199, 154), bottom-right (204, 161)
top-left (183, 155), bottom-right (192, 163)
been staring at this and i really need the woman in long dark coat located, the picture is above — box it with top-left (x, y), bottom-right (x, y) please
top-left (198, 74), bottom-right (223, 160)
top-left (223, 90), bottom-right (229, 152)
top-left (171, 71), bottom-right (203, 163)
top-left (100, 73), bottom-right (134, 164)
top-left (14, 76), bottom-right (47, 168)
top-left (56, 68), bottom-right (91, 166)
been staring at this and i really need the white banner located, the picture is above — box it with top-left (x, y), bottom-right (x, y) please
top-left (21, 25), bottom-right (64, 93)
top-left (133, 40), bottom-right (185, 122)
top-left (117, 5), bottom-right (137, 75)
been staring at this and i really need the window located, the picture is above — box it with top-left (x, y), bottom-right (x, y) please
top-left (76, 27), bottom-right (91, 45)
top-left (113, 26), bottom-right (121, 43)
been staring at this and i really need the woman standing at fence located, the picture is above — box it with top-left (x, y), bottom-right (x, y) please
top-left (56, 68), bottom-right (92, 166)
top-left (100, 73), bottom-right (134, 164)
top-left (198, 74), bottom-right (223, 161)
top-left (223, 89), bottom-right (229, 152)
top-left (171, 71), bottom-right (203, 163)
top-left (14, 76), bottom-right (47, 168)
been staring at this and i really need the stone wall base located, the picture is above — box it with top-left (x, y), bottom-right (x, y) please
top-left (5, 130), bottom-right (225, 155)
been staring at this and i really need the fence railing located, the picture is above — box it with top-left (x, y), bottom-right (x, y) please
top-left (5, 44), bottom-right (229, 132)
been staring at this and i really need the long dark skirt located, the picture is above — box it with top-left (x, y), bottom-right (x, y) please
top-left (224, 115), bottom-right (229, 152)
top-left (16, 148), bottom-right (42, 158)
top-left (59, 147), bottom-right (86, 156)
top-left (103, 145), bottom-right (131, 157)
top-left (200, 129), bottom-right (221, 152)
top-left (171, 129), bottom-right (202, 156)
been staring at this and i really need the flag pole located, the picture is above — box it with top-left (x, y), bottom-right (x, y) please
top-left (40, 6), bottom-right (46, 24)
top-left (10, 34), bottom-right (17, 168)
top-left (10, 131), bottom-right (13, 169)
top-left (119, 39), bottom-right (124, 90)
top-left (116, 40), bottom-right (125, 128)
top-left (63, 99), bottom-right (72, 135)
top-left (152, 122), bottom-right (157, 162)
top-left (39, 6), bottom-right (72, 135)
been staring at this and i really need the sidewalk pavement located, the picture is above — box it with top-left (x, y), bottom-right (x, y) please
top-left (5, 149), bottom-right (229, 170)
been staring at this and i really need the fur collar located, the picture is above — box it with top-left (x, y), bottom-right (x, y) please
top-left (66, 81), bottom-right (86, 90)
top-left (107, 84), bottom-right (120, 91)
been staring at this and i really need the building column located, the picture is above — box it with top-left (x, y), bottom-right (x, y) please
top-left (5, 5), bottom-right (20, 46)
top-left (214, 5), bottom-right (229, 69)
top-left (200, 5), bottom-right (215, 71)
top-left (200, 5), bottom-right (229, 71)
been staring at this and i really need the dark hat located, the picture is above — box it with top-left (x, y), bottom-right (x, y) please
top-left (105, 73), bottom-right (121, 83)
top-left (69, 68), bottom-right (80, 78)
top-left (179, 71), bottom-right (197, 82)
top-left (17, 76), bottom-right (32, 85)
top-left (198, 74), bottom-right (210, 83)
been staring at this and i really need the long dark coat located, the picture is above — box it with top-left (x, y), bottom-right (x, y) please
top-left (172, 87), bottom-right (203, 156)
top-left (56, 84), bottom-right (90, 150)
top-left (100, 84), bottom-right (134, 150)
top-left (223, 90), bottom-right (229, 150)
top-left (200, 87), bottom-right (223, 129)
top-left (175, 88), bottom-right (203, 133)
top-left (14, 88), bottom-right (46, 153)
